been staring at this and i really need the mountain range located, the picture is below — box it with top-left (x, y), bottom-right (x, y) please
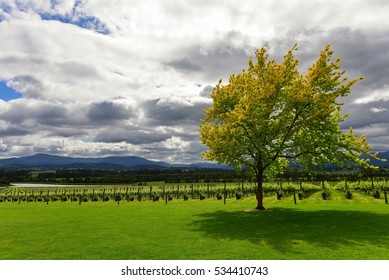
top-left (0, 152), bottom-right (388, 170)
top-left (0, 153), bottom-right (231, 170)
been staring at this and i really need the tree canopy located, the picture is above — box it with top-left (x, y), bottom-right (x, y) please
top-left (199, 44), bottom-right (380, 210)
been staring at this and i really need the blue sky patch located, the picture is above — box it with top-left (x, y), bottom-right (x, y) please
top-left (0, 81), bottom-right (23, 101)
top-left (43, 0), bottom-right (110, 35)
top-left (0, 0), bottom-right (110, 34)
top-left (40, 12), bottom-right (110, 35)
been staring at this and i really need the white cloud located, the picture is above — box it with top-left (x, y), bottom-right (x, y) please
top-left (0, 17), bottom-right (168, 104)
top-left (370, 107), bottom-right (388, 113)
top-left (354, 86), bottom-right (389, 104)
top-left (0, 140), bottom-right (8, 152)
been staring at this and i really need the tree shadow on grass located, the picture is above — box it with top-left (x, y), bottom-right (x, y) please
top-left (191, 208), bottom-right (389, 258)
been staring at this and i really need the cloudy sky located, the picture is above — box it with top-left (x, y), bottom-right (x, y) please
top-left (0, 0), bottom-right (389, 163)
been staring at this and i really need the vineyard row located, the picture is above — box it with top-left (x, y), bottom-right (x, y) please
top-left (1, 180), bottom-right (389, 204)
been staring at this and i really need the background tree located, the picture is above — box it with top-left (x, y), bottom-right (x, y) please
top-left (199, 45), bottom-right (381, 210)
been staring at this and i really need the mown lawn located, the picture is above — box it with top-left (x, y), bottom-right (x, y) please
top-left (1, 191), bottom-right (388, 260)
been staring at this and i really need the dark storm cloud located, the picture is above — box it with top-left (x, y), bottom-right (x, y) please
top-left (0, 100), bottom-right (69, 125)
top-left (321, 28), bottom-right (389, 89)
top-left (87, 101), bottom-right (134, 123)
top-left (142, 98), bottom-right (209, 126)
top-left (163, 32), bottom-right (256, 83)
top-left (45, 127), bottom-right (89, 138)
top-left (35, 105), bottom-right (70, 125)
top-left (93, 128), bottom-right (170, 145)
top-left (342, 101), bottom-right (389, 129)
top-left (199, 85), bottom-right (213, 97)
top-left (164, 56), bottom-right (203, 73)
top-left (1, 99), bottom-right (133, 140)
top-left (260, 26), bottom-right (389, 147)
top-left (267, 27), bottom-right (389, 90)
top-left (185, 141), bottom-right (208, 156)
top-left (193, 47), bottom-right (252, 82)
top-left (314, 28), bottom-right (389, 138)
top-left (0, 126), bottom-right (29, 136)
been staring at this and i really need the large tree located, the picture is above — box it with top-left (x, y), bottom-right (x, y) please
top-left (199, 45), bottom-right (380, 210)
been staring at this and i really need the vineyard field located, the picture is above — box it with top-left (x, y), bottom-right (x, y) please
top-left (1, 180), bottom-right (388, 204)
top-left (1, 181), bottom-right (389, 260)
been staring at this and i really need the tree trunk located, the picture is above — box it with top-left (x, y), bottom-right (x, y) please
top-left (255, 168), bottom-right (266, 210)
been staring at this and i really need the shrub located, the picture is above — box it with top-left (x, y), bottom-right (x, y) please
top-left (322, 191), bottom-right (331, 200)
top-left (373, 190), bottom-right (380, 199)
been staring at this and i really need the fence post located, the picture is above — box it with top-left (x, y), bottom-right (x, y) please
top-left (385, 189), bottom-right (388, 204)
top-left (293, 190), bottom-right (297, 205)
top-left (224, 183), bottom-right (227, 205)
top-left (18, 191), bottom-right (22, 205)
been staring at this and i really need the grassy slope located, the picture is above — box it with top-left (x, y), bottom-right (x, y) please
top-left (0, 192), bottom-right (388, 260)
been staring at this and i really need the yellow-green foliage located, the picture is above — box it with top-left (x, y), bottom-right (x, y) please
top-left (200, 45), bottom-right (380, 177)
top-left (199, 43), bottom-right (385, 210)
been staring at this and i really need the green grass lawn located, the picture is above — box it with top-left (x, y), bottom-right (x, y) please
top-left (1, 191), bottom-right (388, 260)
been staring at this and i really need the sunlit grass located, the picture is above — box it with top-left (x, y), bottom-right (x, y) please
top-left (0, 193), bottom-right (388, 260)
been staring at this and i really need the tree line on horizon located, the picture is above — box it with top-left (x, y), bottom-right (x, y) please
top-left (1, 166), bottom-right (388, 186)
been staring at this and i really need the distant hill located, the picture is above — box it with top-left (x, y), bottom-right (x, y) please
top-left (0, 152), bottom-right (387, 170)
top-left (0, 153), bottom-right (231, 170)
